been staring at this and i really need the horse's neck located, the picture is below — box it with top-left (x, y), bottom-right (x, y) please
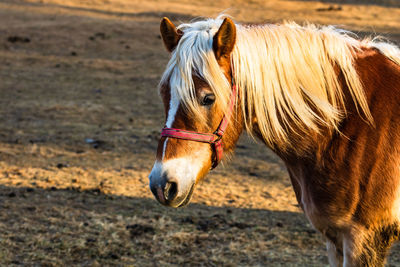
top-left (253, 47), bottom-right (400, 235)
top-left (255, 47), bottom-right (400, 172)
top-left (263, 48), bottom-right (400, 227)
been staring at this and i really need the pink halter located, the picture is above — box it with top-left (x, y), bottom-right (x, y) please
top-left (161, 83), bottom-right (237, 169)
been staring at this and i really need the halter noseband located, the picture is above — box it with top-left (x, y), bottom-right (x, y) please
top-left (161, 83), bottom-right (237, 169)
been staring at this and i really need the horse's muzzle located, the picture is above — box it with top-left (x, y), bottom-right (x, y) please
top-left (149, 174), bottom-right (195, 208)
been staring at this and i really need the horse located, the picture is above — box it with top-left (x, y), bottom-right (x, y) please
top-left (148, 15), bottom-right (400, 266)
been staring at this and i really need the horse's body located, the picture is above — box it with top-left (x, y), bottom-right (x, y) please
top-left (149, 16), bottom-right (400, 266)
top-left (284, 49), bottom-right (400, 266)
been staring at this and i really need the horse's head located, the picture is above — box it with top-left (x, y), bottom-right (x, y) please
top-left (149, 17), bottom-right (243, 207)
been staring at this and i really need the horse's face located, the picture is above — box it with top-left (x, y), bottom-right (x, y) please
top-left (149, 17), bottom-right (241, 207)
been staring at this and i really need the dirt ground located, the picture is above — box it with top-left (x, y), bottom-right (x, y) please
top-left (0, 0), bottom-right (399, 266)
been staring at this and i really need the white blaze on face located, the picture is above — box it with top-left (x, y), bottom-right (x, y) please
top-left (149, 86), bottom-right (208, 199)
top-left (162, 86), bottom-right (180, 159)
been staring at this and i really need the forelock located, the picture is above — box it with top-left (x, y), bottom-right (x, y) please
top-left (159, 17), bottom-right (231, 121)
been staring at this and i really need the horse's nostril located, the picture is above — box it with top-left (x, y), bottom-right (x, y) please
top-left (164, 181), bottom-right (178, 201)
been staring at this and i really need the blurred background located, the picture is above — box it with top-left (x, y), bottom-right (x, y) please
top-left (0, 0), bottom-right (399, 265)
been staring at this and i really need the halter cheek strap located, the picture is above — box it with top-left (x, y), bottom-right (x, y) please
top-left (161, 84), bottom-right (237, 169)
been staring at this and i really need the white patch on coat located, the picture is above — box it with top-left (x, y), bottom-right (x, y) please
top-left (162, 86), bottom-right (180, 160)
top-left (160, 157), bottom-right (202, 195)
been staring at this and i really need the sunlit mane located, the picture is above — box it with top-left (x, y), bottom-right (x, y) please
top-left (159, 15), bottom-right (400, 149)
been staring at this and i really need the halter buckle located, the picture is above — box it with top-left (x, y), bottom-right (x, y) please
top-left (212, 131), bottom-right (223, 143)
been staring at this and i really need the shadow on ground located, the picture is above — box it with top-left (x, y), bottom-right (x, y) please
top-left (1, 185), bottom-right (400, 266)
top-left (0, 184), bottom-right (328, 266)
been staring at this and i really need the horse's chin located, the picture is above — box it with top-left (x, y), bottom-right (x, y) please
top-left (177, 183), bottom-right (195, 207)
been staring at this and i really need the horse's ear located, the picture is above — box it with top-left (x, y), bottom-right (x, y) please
top-left (213, 18), bottom-right (236, 60)
top-left (160, 17), bottom-right (182, 52)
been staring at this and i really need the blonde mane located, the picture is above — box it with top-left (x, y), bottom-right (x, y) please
top-left (160, 16), bottom-right (400, 149)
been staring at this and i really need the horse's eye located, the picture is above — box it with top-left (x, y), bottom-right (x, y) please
top-left (201, 94), bottom-right (215, 106)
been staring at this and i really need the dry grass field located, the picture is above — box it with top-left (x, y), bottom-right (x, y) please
top-left (0, 0), bottom-right (399, 265)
